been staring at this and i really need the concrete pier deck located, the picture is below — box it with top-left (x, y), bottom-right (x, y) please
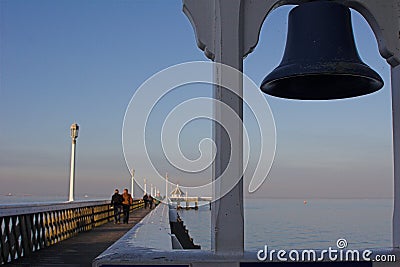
top-left (4, 208), bottom-right (151, 267)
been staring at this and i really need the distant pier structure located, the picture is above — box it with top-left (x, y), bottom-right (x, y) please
top-left (168, 184), bottom-right (211, 210)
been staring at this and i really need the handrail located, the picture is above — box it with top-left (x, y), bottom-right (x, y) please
top-left (0, 200), bottom-right (110, 217)
top-left (0, 199), bottom-right (144, 265)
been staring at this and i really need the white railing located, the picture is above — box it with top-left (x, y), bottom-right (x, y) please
top-left (0, 199), bottom-right (144, 265)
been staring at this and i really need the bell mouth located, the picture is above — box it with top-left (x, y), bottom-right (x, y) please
top-left (260, 61), bottom-right (384, 100)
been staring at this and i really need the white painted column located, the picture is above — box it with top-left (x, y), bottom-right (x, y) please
top-left (211, 0), bottom-right (244, 254)
top-left (144, 178), bottom-right (147, 195)
top-left (183, 0), bottom-right (283, 255)
top-left (69, 138), bottom-right (76, 202)
top-left (391, 65), bottom-right (400, 248)
top-left (182, 0), bottom-right (265, 255)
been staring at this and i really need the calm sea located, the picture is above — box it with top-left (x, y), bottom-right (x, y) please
top-left (177, 198), bottom-right (393, 251)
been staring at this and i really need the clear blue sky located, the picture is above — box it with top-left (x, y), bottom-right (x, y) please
top-left (0, 0), bottom-right (393, 199)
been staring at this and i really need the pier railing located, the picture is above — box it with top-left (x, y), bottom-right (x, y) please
top-left (0, 199), bottom-right (144, 265)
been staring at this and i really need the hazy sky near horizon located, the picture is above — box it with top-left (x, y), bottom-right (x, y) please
top-left (0, 0), bottom-right (394, 199)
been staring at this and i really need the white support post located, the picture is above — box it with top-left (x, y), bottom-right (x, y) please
top-left (391, 65), bottom-right (400, 248)
top-left (183, 0), bottom-right (248, 254)
top-left (347, 0), bottom-right (400, 249)
top-left (68, 138), bottom-right (76, 202)
top-left (144, 178), bottom-right (147, 195)
top-left (182, 0), bottom-right (288, 255)
top-left (211, 0), bottom-right (244, 254)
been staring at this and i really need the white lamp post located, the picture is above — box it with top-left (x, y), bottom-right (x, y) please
top-left (165, 172), bottom-right (168, 203)
top-left (69, 123), bottom-right (79, 202)
top-left (130, 169), bottom-right (135, 198)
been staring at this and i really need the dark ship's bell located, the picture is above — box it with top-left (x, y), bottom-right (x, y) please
top-left (260, 1), bottom-right (384, 100)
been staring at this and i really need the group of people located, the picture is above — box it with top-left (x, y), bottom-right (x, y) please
top-left (142, 194), bottom-right (157, 209)
top-left (111, 188), bottom-right (161, 224)
top-left (111, 188), bottom-right (133, 224)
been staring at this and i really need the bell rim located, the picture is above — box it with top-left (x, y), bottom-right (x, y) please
top-left (262, 71), bottom-right (384, 88)
top-left (262, 60), bottom-right (383, 80)
top-left (260, 61), bottom-right (384, 100)
top-left (260, 72), bottom-right (384, 100)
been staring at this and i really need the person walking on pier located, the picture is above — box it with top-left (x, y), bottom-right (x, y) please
top-left (122, 188), bottom-right (133, 224)
top-left (111, 189), bottom-right (123, 224)
top-left (143, 194), bottom-right (149, 209)
top-left (149, 195), bottom-right (154, 209)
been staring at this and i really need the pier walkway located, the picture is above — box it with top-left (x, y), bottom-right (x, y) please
top-left (5, 207), bottom-right (151, 267)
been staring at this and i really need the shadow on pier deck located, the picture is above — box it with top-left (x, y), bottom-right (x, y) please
top-left (2, 206), bottom-right (151, 267)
